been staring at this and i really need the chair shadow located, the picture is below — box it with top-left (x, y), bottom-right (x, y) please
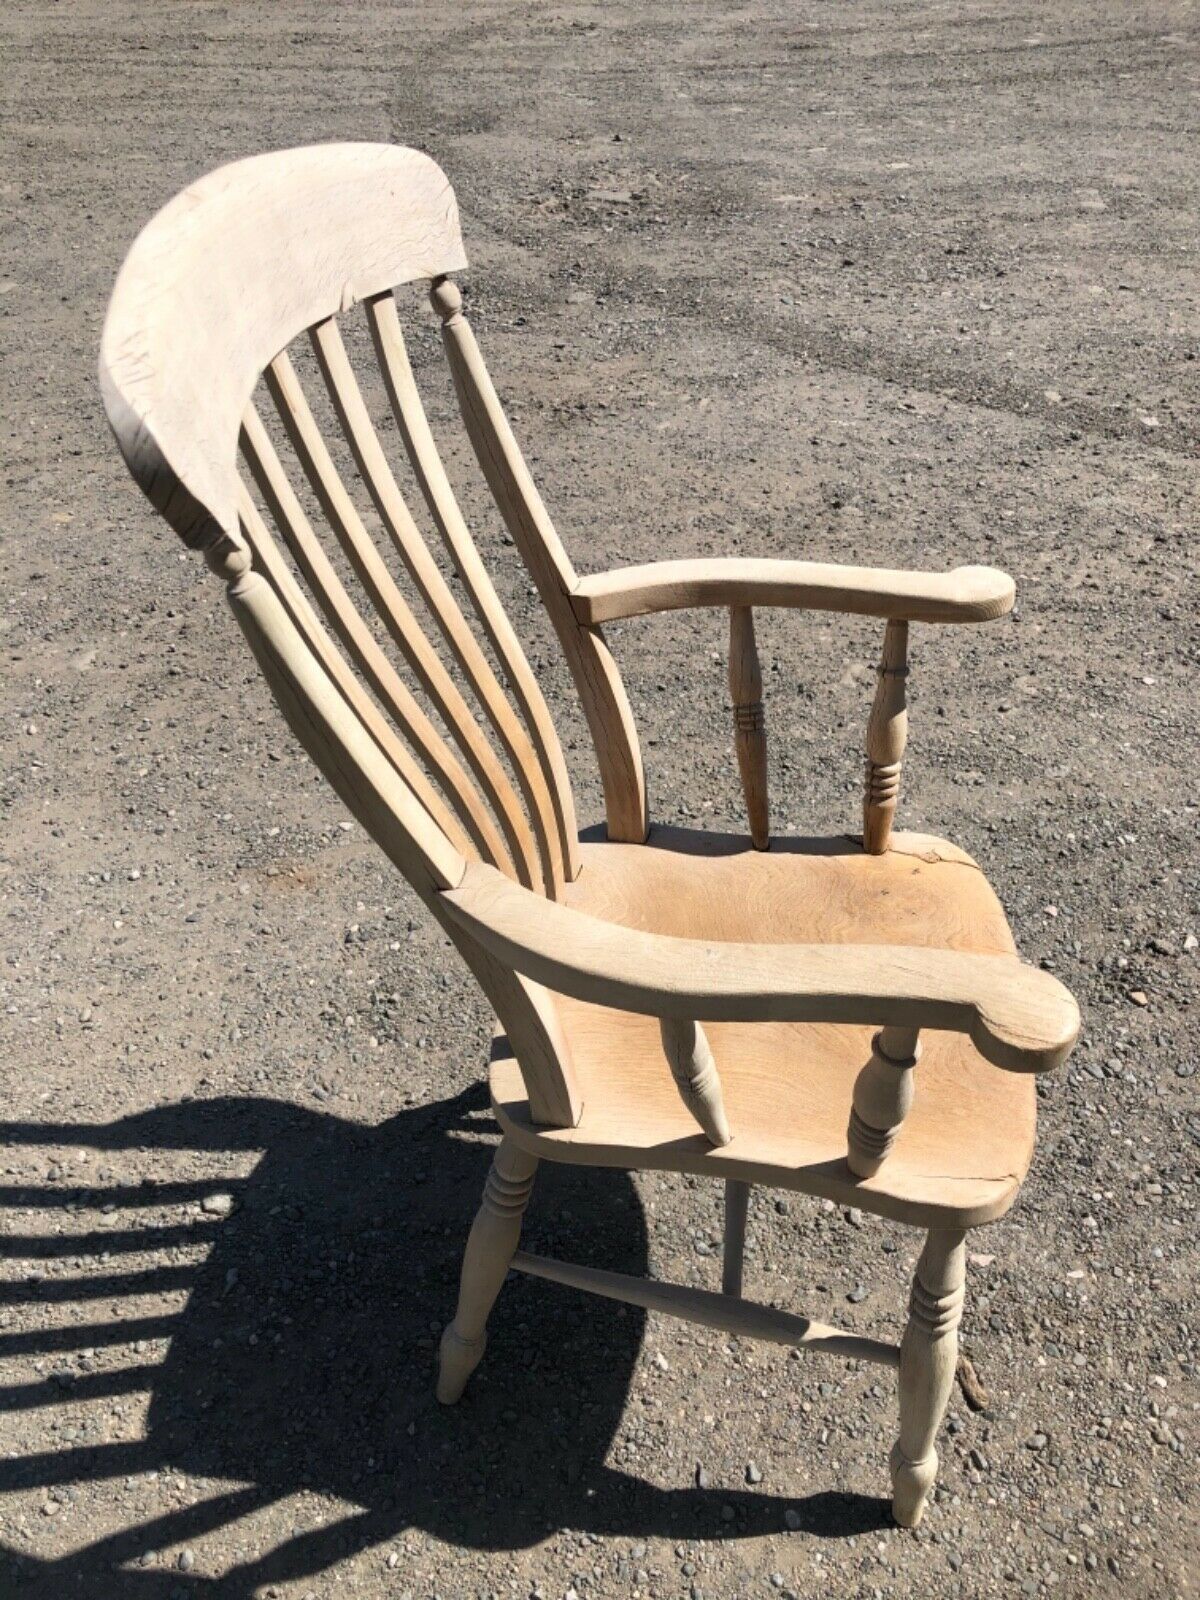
top-left (578, 820), bottom-right (867, 858)
top-left (0, 1086), bottom-right (891, 1597)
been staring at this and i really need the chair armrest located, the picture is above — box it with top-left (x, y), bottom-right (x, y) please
top-left (439, 863), bottom-right (1080, 1074)
top-left (570, 558), bottom-right (1015, 625)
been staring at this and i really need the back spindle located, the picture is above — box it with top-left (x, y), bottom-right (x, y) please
top-left (729, 606), bottom-right (769, 850)
top-left (863, 619), bottom-right (908, 854)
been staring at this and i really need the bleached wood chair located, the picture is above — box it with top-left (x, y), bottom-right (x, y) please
top-left (101, 144), bottom-right (1080, 1529)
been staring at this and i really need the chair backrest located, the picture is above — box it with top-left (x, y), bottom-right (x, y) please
top-left (100, 142), bottom-right (644, 1127)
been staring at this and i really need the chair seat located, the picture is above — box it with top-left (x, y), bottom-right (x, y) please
top-left (489, 827), bottom-right (1037, 1228)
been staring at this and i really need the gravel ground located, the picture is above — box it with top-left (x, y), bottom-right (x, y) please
top-left (1, 2), bottom-right (1197, 1597)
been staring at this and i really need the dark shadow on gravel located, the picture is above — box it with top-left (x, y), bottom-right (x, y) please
top-left (0, 1087), bottom-right (890, 1596)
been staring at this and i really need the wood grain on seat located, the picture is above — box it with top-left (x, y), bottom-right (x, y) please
top-left (490, 827), bottom-right (1036, 1228)
top-left (567, 826), bottom-right (1015, 951)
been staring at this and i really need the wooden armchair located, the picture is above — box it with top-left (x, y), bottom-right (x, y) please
top-left (101, 144), bottom-right (1079, 1529)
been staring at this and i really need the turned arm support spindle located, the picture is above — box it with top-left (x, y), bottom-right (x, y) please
top-left (660, 1016), bottom-right (732, 1147)
top-left (728, 605), bottom-right (769, 851)
top-left (863, 618), bottom-right (908, 854)
top-left (847, 1024), bottom-right (920, 1178)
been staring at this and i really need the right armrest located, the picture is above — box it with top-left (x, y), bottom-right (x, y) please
top-left (439, 863), bottom-right (1080, 1075)
top-left (570, 557), bottom-right (1015, 626)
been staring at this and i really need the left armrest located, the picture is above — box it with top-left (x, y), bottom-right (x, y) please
top-left (439, 862), bottom-right (1080, 1075)
top-left (571, 557), bottom-right (1015, 626)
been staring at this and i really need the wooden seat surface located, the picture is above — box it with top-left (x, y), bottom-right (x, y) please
top-left (490, 828), bottom-right (1037, 1227)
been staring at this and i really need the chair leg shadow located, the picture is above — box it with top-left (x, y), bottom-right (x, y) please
top-left (0, 1086), bottom-right (895, 1599)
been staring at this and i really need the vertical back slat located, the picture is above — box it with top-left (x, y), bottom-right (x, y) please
top-left (226, 569), bottom-right (466, 899)
top-left (101, 143), bottom-right (589, 1138)
top-left (263, 351), bottom-right (542, 891)
top-left (308, 315), bottom-right (566, 897)
top-left (430, 277), bottom-right (648, 844)
top-left (240, 403), bottom-right (516, 877)
top-left (365, 290), bottom-right (582, 883)
top-left (235, 480), bottom-right (477, 861)
top-left (728, 606), bottom-right (769, 850)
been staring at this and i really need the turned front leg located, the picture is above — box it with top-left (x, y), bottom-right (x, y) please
top-left (437, 1137), bottom-right (538, 1404)
top-left (890, 1228), bottom-right (966, 1527)
top-left (847, 1025), bottom-right (920, 1178)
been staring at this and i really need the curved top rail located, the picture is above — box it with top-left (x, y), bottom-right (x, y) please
top-left (99, 143), bottom-right (467, 554)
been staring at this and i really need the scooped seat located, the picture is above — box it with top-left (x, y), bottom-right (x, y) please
top-left (490, 828), bottom-right (1037, 1227)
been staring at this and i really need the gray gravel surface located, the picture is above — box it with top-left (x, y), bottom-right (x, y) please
top-left (1, 2), bottom-right (1197, 1597)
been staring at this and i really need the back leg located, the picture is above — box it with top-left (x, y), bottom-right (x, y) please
top-left (437, 1136), bottom-right (538, 1403)
top-left (722, 1179), bottom-right (751, 1297)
